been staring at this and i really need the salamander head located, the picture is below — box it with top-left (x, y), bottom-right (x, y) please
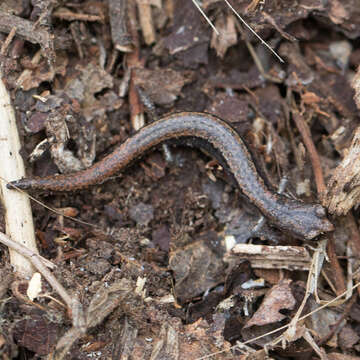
top-left (273, 201), bottom-right (334, 240)
top-left (7, 178), bottom-right (36, 190)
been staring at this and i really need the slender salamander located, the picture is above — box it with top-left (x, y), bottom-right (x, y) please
top-left (8, 112), bottom-right (334, 240)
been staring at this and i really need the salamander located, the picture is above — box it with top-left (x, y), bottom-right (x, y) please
top-left (8, 112), bottom-right (334, 240)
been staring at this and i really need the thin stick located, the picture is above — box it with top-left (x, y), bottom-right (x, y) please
top-left (0, 231), bottom-right (74, 309)
top-left (0, 231), bottom-right (54, 269)
top-left (291, 109), bottom-right (326, 198)
top-left (0, 26), bottom-right (16, 55)
top-left (191, 0), bottom-right (219, 35)
top-left (0, 11), bottom-right (56, 63)
top-left (127, 0), bottom-right (145, 131)
top-left (222, 0), bottom-right (284, 63)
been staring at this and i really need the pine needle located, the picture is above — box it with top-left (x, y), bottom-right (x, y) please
top-left (191, 0), bottom-right (284, 63)
top-left (191, 0), bottom-right (219, 35)
top-left (222, 0), bottom-right (284, 63)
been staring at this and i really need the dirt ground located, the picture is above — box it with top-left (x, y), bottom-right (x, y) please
top-left (1, 0), bottom-right (360, 359)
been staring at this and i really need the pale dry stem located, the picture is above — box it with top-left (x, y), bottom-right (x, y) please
top-left (0, 77), bottom-right (38, 277)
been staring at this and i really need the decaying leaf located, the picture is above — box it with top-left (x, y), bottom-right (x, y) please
top-left (17, 52), bottom-right (68, 91)
top-left (133, 68), bottom-right (194, 106)
top-left (169, 238), bottom-right (225, 303)
top-left (244, 279), bottom-right (296, 328)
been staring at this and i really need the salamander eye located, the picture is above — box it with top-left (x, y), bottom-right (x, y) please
top-left (315, 205), bottom-right (326, 217)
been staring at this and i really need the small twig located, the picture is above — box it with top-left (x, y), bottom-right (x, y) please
top-left (241, 31), bottom-right (283, 83)
top-left (347, 213), bottom-right (360, 296)
top-left (105, 48), bottom-right (120, 73)
top-left (0, 27), bottom-right (16, 56)
top-left (0, 12), bottom-right (49, 46)
top-left (52, 7), bottom-right (104, 22)
top-left (262, 12), bottom-right (297, 42)
top-left (326, 233), bottom-right (347, 295)
top-left (222, 0), bottom-right (284, 63)
top-left (285, 103), bottom-right (303, 171)
top-left (0, 12), bottom-right (56, 63)
top-left (291, 108), bottom-right (326, 198)
top-left (0, 232), bottom-right (54, 269)
top-left (0, 231), bottom-right (80, 314)
top-left (136, 0), bottom-right (156, 45)
top-left (232, 243), bottom-right (311, 270)
top-left (191, 0), bottom-right (284, 62)
top-left (127, 0), bottom-right (145, 130)
top-left (190, 0), bottom-right (219, 35)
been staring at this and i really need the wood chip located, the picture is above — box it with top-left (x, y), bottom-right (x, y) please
top-left (231, 244), bottom-right (312, 271)
top-left (324, 126), bottom-right (360, 215)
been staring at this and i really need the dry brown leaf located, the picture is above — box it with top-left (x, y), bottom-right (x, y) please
top-left (133, 68), bottom-right (193, 106)
top-left (17, 52), bottom-right (68, 91)
top-left (245, 279), bottom-right (296, 328)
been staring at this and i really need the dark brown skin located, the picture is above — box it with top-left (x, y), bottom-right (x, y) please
top-left (9, 112), bottom-right (334, 240)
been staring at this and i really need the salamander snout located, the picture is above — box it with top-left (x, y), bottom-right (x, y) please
top-left (297, 203), bottom-right (334, 240)
top-left (7, 178), bottom-right (34, 190)
top-left (275, 199), bottom-right (334, 240)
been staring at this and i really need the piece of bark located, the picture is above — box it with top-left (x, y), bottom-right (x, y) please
top-left (230, 244), bottom-right (312, 271)
top-left (0, 12), bottom-right (71, 62)
top-left (108, 0), bottom-right (133, 52)
top-left (323, 126), bottom-right (360, 215)
top-left (352, 65), bottom-right (360, 110)
top-left (136, 0), bottom-right (156, 45)
top-left (0, 12), bottom-right (52, 47)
